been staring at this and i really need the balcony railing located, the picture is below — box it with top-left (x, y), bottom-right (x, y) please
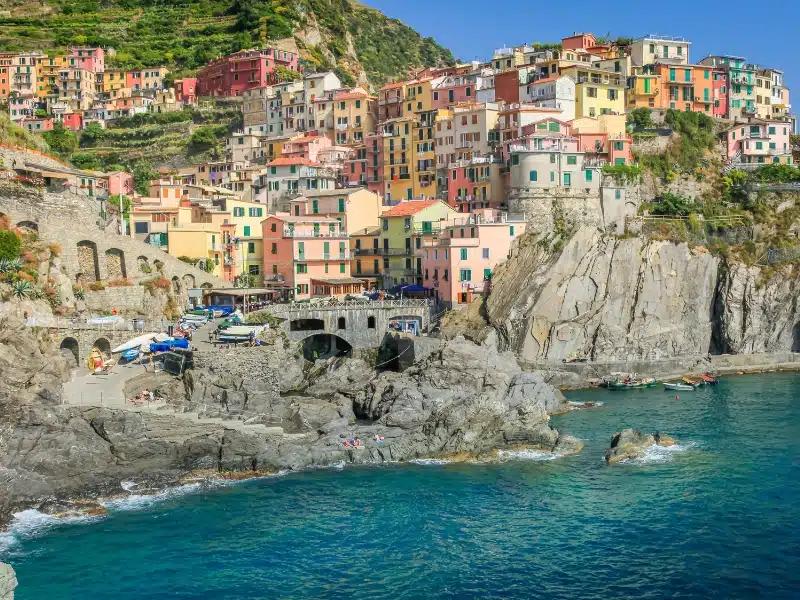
top-left (295, 251), bottom-right (351, 261)
top-left (264, 274), bottom-right (285, 282)
top-left (456, 140), bottom-right (474, 149)
top-left (282, 228), bottom-right (347, 238)
top-left (353, 247), bottom-right (383, 256)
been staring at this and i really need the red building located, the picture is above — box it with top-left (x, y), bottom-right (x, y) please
top-left (175, 77), bottom-right (197, 105)
top-left (494, 69), bottom-right (521, 104)
top-left (196, 48), bottom-right (300, 97)
top-left (61, 112), bottom-right (83, 131)
top-left (713, 70), bottom-right (728, 118)
top-left (69, 47), bottom-right (104, 73)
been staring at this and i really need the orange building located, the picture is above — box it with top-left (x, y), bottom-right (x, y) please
top-left (628, 64), bottom-right (714, 113)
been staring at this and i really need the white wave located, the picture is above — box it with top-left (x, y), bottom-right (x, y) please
top-left (0, 509), bottom-right (103, 553)
top-left (567, 400), bottom-right (604, 410)
top-left (496, 449), bottom-right (561, 461)
top-left (621, 441), bottom-right (698, 465)
top-left (120, 480), bottom-right (136, 491)
top-left (101, 482), bottom-right (205, 511)
top-left (409, 458), bottom-right (450, 466)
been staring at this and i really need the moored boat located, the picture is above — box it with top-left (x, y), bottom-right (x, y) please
top-left (682, 377), bottom-right (702, 387)
top-left (664, 382), bottom-right (695, 391)
top-left (608, 377), bottom-right (657, 390)
top-left (699, 373), bottom-right (717, 384)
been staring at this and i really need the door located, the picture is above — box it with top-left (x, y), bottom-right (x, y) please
top-left (564, 173), bottom-right (571, 186)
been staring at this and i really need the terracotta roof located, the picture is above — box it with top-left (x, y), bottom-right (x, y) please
top-left (287, 135), bottom-right (323, 144)
top-left (530, 75), bottom-right (559, 84)
top-left (382, 200), bottom-right (439, 217)
top-left (266, 157), bottom-right (322, 167)
top-left (380, 81), bottom-right (406, 91)
top-left (336, 92), bottom-right (374, 101)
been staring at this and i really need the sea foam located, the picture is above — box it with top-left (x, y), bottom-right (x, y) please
top-left (0, 509), bottom-right (103, 553)
top-left (620, 441), bottom-right (698, 465)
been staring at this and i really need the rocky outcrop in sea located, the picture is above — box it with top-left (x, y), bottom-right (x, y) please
top-left (604, 429), bottom-right (676, 464)
top-left (0, 562), bottom-right (16, 600)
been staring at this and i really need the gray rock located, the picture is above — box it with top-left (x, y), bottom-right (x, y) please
top-left (604, 428), bottom-right (676, 464)
top-left (0, 562), bottom-right (17, 600)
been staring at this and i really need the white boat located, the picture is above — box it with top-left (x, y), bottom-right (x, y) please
top-left (222, 325), bottom-right (262, 337)
top-left (111, 333), bottom-right (157, 353)
top-left (664, 382), bottom-right (695, 391)
top-left (182, 313), bottom-right (209, 322)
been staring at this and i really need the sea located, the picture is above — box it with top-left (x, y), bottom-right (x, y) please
top-left (2, 373), bottom-right (799, 599)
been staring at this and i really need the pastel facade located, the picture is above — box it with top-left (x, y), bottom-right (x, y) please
top-left (561, 66), bottom-right (625, 118)
top-left (444, 158), bottom-right (505, 212)
top-left (722, 121), bottom-right (793, 167)
top-left (519, 75), bottom-right (576, 121)
top-left (332, 89), bottom-right (375, 146)
top-left (509, 134), bottom-right (603, 190)
top-left (421, 211), bottom-right (526, 307)
top-left (258, 157), bottom-right (337, 210)
top-left (699, 55), bottom-right (758, 117)
top-left (196, 48), bottom-right (300, 97)
top-left (629, 35), bottom-right (691, 66)
top-left (262, 215), bottom-right (358, 300)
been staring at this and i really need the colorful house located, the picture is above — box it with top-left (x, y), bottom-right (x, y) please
top-left (421, 210), bottom-right (526, 308)
top-left (699, 56), bottom-right (758, 118)
top-left (350, 226), bottom-right (382, 283)
top-left (721, 120), bottom-right (793, 168)
top-left (444, 158), bottom-right (505, 212)
top-left (262, 215), bottom-right (360, 300)
top-left (332, 88), bottom-right (375, 146)
top-left (629, 35), bottom-right (691, 67)
top-left (377, 81), bottom-right (406, 121)
top-left (196, 48), bottom-right (300, 97)
top-left (379, 199), bottom-right (458, 287)
top-left (560, 65), bottom-right (625, 118)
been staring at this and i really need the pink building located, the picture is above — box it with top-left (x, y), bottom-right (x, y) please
top-left (432, 75), bottom-right (477, 109)
top-left (421, 210), bottom-right (526, 308)
top-left (262, 215), bottom-right (362, 300)
top-left (21, 117), bottom-right (54, 133)
top-left (282, 135), bottom-right (332, 162)
top-left (572, 131), bottom-right (633, 165)
top-left (106, 171), bottom-right (135, 197)
top-left (722, 120), bottom-right (793, 166)
top-left (175, 78), bottom-right (197, 105)
top-left (713, 70), bottom-right (728, 118)
top-left (69, 47), bottom-right (104, 72)
top-left (344, 146), bottom-right (366, 186)
top-left (196, 48), bottom-right (300, 97)
top-left (445, 159), bottom-right (504, 212)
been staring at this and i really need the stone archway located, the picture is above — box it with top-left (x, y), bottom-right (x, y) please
top-left (182, 273), bottom-right (196, 289)
top-left (201, 282), bottom-right (213, 289)
top-left (16, 220), bottom-right (38, 233)
top-left (59, 337), bottom-right (79, 367)
top-left (76, 241), bottom-right (100, 283)
top-left (92, 337), bottom-right (111, 357)
top-left (301, 333), bottom-right (353, 361)
top-left (105, 248), bottom-right (126, 279)
top-left (153, 259), bottom-right (164, 273)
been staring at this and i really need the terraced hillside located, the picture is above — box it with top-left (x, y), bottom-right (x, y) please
top-left (0, 0), bottom-right (455, 87)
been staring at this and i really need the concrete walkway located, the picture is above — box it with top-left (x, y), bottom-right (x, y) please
top-left (60, 318), bottom-right (275, 433)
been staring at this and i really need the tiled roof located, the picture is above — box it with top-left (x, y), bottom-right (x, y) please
top-left (336, 92), bottom-right (374, 101)
top-left (380, 81), bottom-right (406, 91)
top-left (266, 157), bottom-right (322, 167)
top-left (382, 200), bottom-right (438, 217)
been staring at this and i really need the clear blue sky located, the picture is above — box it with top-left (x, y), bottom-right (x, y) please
top-left (363, 0), bottom-right (799, 102)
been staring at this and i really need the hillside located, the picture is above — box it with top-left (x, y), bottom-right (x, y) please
top-left (0, 0), bottom-right (455, 88)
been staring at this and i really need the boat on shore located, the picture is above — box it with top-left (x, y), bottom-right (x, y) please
top-left (664, 382), bottom-right (695, 391)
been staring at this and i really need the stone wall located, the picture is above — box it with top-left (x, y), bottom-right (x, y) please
top-left (0, 190), bottom-right (225, 295)
top-left (0, 562), bottom-right (16, 600)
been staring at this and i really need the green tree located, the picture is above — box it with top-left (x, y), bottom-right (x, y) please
top-left (132, 161), bottom-right (157, 196)
top-left (627, 107), bottom-right (654, 130)
top-left (43, 122), bottom-right (78, 155)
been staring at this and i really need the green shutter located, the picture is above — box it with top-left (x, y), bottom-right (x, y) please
top-left (585, 170), bottom-right (592, 182)
top-left (509, 226), bottom-right (515, 236)
top-left (340, 263), bottom-right (345, 273)
top-left (529, 170), bottom-right (537, 182)
top-left (338, 198), bottom-right (345, 212)
top-left (312, 200), bottom-right (318, 214)
top-left (243, 225), bottom-right (250, 236)
top-left (669, 68), bottom-right (676, 81)
top-left (460, 248), bottom-right (467, 260)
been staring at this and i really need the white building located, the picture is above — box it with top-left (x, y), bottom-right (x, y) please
top-left (519, 75), bottom-right (576, 121)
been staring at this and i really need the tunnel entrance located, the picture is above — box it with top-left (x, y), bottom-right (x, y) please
top-left (377, 333), bottom-right (416, 372)
top-left (302, 334), bottom-right (352, 361)
top-left (59, 337), bottom-right (79, 367)
top-left (290, 318), bottom-right (325, 332)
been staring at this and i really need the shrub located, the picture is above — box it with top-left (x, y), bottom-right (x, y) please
top-left (602, 163), bottom-right (642, 184)
top-left (10, 281), bottom-right (31, 298)
top-left (0, 229), bottom-right (21, 260)
top-left (141, 276), bottom-right (171, 295)
top-left (49, 242), bottom-right (62, 256)
top-left (107, 278), bottom-right (133, 287)
top-left (15, 270), bottom-right (35, 282)
top-left (88, 281), bottom-right (106, 291)
top-left (627, 107), bottom-right (654, 130)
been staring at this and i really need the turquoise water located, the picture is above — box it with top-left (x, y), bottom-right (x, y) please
top-left (3, 373), bottom-right (800, 599)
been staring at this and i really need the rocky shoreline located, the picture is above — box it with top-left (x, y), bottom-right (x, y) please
top-left (0, 330), bottom-right (583, 527)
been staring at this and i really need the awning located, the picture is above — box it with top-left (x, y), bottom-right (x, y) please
top-left (310, 277), bottom-right (365, 285)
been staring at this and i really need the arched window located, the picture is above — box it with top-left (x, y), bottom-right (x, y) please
top-left (367, 316), bottom-right (376, 329)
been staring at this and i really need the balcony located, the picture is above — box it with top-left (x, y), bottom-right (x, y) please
top-left (295, 250), bottom-right (351, 261)
top-left (282, 227), bottom-right (347, 238)
top-left (456, 140), bottom-right (474, 149)
top-left (264, 274), bottom-right (285, 283)
top-left (412, 222), bottom-right (442, 235)
top-left (354, 247), bottom-right (383, 256)
top-left (335, 123), bottom-right (349, 131)
top-left (668, 75), bottom-right (696, 84)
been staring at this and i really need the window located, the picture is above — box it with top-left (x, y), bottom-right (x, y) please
top-left (460, 248), bottom-right (468, 260)
top-left (669, 68), bottom-right (676, 82)
top-left (312, 199), bottom-right (318, 214)
top-left (340, 263), bottom-right (346, 273)
top-left (587, 87), bottom-right (597, 98)
top-left (550, 172), bottom-right (555, 182)
top-left (338, 198), bottom-right (345, 212)
top-left (134, 221), bottom-right (149, 234)
top-left (548, 121), bottom-right (560, 132)
top-left (567, 156), bottom-right (577, 165)
top-left (243, 225), bottom-right (251, 236)
top-left (512, 154), bottom-right (520, 166)
top-left (367, 316), bottom-right (376, 329)
top-left (769, 126), bottom-right (776, 135)
top-left (484, 268), bottom-right (492, 281)
top-left (459, 268), bottom-right (471, 282)
top-left (613, 141), bottom-right (624, 151)
top-left (615, 189), bottom-right (622, 200)
top-left (529, 170), bottom-right (538, 182)
top-left (550, 153), bottom-right (556, 164)
top-left (296, 263), bottom-right (307, 274)
top-left (756, 142), bottom-right (763, 150)
top-left (271, 243), bottom-right (277, 254)
top-left (247, 242), bottom-right (255, 254)
top-left (482, 248), bottom-right (489, 259)
top-left (355, 100), bottom-right (361, 109)
top-left (649, 43), bottom-right (655, 53)
top-left (509, 226), bottom-right (515, 236)
top-left (443, 269), bottom-right (449, 281)
top-left (564, 173), bottom-right (571, 186)
top-left (585, 170), bottom-right (593, 182)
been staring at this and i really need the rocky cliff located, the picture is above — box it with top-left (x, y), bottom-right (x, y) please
top-left (483, 227), bottom-right (800, 362)
top-left (0, 333), bottom-right (578, 522)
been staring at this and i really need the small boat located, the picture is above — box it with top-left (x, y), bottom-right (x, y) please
top-left (120, 348), bottom-right (140, 362)
top-left (664, 382), bottom-right (695, 391)
top-left (111, 333), bottom-right (157, 354)
top-left (608, 377), bottom-right (657, 390)
top-left (682, 377), bottom-right (702, 387)
top-left (699, 373), bottom-right (717, 384)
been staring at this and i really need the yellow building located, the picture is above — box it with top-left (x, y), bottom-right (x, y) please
top-left (561, 65), bottom-right (625, 117)
top-left (102, 70), bottom-right (127, 93)
top-left (413, 109), bottom-right (437, 196)
top-left (379, 199), bottom-right (458, 287)
top-left (332, 88), bottom-right (375, 146)
top-left (35, 55), bottom-right (69, 98)
top-left (381, 116), bottom-right (416, 202)
top-left (402, 78), bottom-right (433, 117)
top-left (208, 197), bottom-right (266, 238)
top-left (241, 237), bottom-right (264, 281)
top-left (627, 70), bottom-right (662, 109)
top-left (350, 226), bottom-right (382, 282)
